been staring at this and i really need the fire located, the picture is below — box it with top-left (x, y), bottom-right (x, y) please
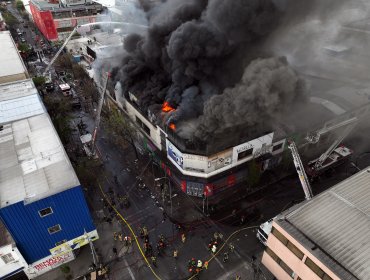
top-left (162, 101), bottom-right (175, 113)
top-left (169, 123), bottom-right (176, 131)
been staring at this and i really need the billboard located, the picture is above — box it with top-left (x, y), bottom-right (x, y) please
top-left (49, 229), bottom-right (98, 256)
top-left (166, 140), bottom-right (183, 168)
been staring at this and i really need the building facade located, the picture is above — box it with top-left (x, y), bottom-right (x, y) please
top-left (29, 0), bottom-right (105, 41)
top-left (113, 89), bottom-right (370, 203)
top-left (261, 167), bottom-right (370, 280)
top-left (0, 31), bottom-right (98, 279)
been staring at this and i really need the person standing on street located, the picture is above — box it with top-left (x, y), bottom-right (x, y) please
top-left (173, 249), bottom-right (178, 260)
top-left (151, 255), bottom-right (157, 267)
top-left (181, 233), bottom-right (186, 243)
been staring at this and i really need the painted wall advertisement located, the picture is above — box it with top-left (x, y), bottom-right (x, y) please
top-left (25, 252), bottom-right (75, 279)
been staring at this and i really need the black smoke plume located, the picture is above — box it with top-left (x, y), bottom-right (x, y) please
top-left (115, 0), bottom-right (305, 142)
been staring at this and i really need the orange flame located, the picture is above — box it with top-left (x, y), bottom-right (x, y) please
top-left (169, 123), bottom-right (176, 131)
top-left (162, 101), bottom-right (175, 113)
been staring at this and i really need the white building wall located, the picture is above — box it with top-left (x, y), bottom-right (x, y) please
top-left (0, 245), bottom-right (28, 279)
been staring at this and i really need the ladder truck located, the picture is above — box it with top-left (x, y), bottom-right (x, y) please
top-left (256, 139), bottom-right (314, 245)
top-left (305, 117), bottom-right (357, 179)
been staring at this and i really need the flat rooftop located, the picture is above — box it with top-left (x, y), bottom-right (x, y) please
top-left (277, 167), bottom-right (370, 280)
top-left (0, 80), bottom-right (79, 208)
top-left (0, 31), bottom-right (28, 83)
top-left (30, 0), bottom-right (103, 12)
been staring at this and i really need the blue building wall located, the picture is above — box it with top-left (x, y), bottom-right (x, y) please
top-left (0, 186), bottom-right (95, 263)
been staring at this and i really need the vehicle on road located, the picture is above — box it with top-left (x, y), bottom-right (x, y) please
top-left (59, 83), bottom-right (71, 96)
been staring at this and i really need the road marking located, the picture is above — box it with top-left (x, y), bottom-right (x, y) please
top-left (123, 258), bottom-right (136, 280)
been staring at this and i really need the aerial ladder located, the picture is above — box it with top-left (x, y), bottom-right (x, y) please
top-left (288, 140), bottom-right (313, 200)
top-left (80, 71), bottom-right (110, 158)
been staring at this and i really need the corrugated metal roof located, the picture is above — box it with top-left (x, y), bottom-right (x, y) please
top-left (0, 80), bottom-right (80, 208)
top-left (0, 31), bottom-right (27, 79)
top-left (285, 168), bottom-right (370, 280)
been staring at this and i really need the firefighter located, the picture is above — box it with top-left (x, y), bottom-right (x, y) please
top-left (229, 243), bottom-right (235, 253)
top-left (173, 249), bottom-right (178, 259)
top-left (139, 227), bottom-right (144, 239)
top-left (151, 255), bottom-right (157, 267)
top-left (113, 232), bottom-right (118, 241)
top-left (118, 233), bottom-right (123, 242)
top-left (203, 261), bottom-right (209, 270)
top-left (181, 233), bottom-right (186, 243)
top-left (211, 244), bottom-right (217, 254)
top-left (143, 226), bottom-right (148, 238)
top-left (223, 252), bottom-right (229, 263)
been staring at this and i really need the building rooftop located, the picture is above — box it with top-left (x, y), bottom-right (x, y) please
top-left (277, 167), bottom-right (370, 280)
top-left (0, 80), bottom-right (80, 208)
top-left (30, 0), bottom-right (103, 12)
top-left (0, 31), bottom-right (28, 84)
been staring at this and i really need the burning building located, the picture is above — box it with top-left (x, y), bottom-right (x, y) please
top-left (111, 0), bottom-right (370, 202)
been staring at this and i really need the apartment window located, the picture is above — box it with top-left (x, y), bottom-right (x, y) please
top-left (305, 257), bottom-right (325, 278)
top-left (48, 224), bottom-right (61, 234)
top-left (286, 241), bottom-right (304, 260)
top-left (135, 116), bottom-right (150, 135)
top-left (55, 239), bottom-right (67, 246)
top-left (1, 253), bottom-right (15, 264)
top-left (273, 143), bottom-right (283, 152)
top-left (271, 227), bottom-right (304, 260)
top-left (265, 248), bottom-right (294, 278)
top-left (39, 207), bottom-right (53, 217)
top-left (271, 227), bottom-right (288, 245)
top-left (237, 148), bottom-right (253, 160)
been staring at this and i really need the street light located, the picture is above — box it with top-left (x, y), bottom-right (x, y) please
top-left (154, 177), bottom-right (173, 216)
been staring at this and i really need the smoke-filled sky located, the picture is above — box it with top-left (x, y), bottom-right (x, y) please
top-left (113, 0), bottom-right (370, 143)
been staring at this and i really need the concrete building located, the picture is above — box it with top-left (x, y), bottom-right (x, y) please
top-left (29, 0), bottom-right (105, 41)
top-left (0, 31), bottom-right (29, 84)
top-left (113, 82), bottom-right (370, 204)
top-left (0, 30), bottom-right (98, 279)
top-left (261, 167), bottom-right (370, 280)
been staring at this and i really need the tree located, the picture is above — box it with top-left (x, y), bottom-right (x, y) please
top-left (72, 64), bottom-right (87, 80)
top-left (16, 0), bottom-right (24, 10)
top-left (104, 109), bottom-right (139, 159)
top-left (247, 160), bottom-right (262, 189)
top-left (18, 43), bottom-right (30, 53)
top-left (2, 11), bottom-right (18, 27)
top-left (43, 97), bottom-right (73, 144)
top-left (32, 76), bottom-right (46, 87)
top-left (55, 53), bottom-right (73, 70)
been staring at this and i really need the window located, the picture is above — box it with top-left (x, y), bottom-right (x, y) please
top-left (271, 227), bottom-right (304, 259)
top-left (273, 143), bottom-right (283, 152)
top-left (48, 224), bottom-right (61, 234)
top-left (136, 116), bottom-right (151, 135)
top-left (39, 207), bottom-right (53, 217)
top-left (55, 239), bottom-right (67, 246)
top-left (265, 248), bottom-right (294, 278)
top-left (1, 253), bottom-right (15, 264)
top-left (237, 148), bottom-right (253, 160)
top-left (305, 257), bottom-right (325, 278)
top-left (271, 227), bottom-right (288, 245)
top-left (286, 241), bottom-right (304, 260)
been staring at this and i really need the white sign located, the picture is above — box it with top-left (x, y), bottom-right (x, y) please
top-left (232, 133), bottom-right (274, 163)
top-left (26, 252), bottom-right (75, 279)
top-left (50, 230), bottom-right (98, 256)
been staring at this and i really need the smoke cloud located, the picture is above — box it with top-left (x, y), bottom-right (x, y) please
top-left (114, 0), bottom-right (370, 144)
top-left (192, 57), bottom-right (306, 139)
